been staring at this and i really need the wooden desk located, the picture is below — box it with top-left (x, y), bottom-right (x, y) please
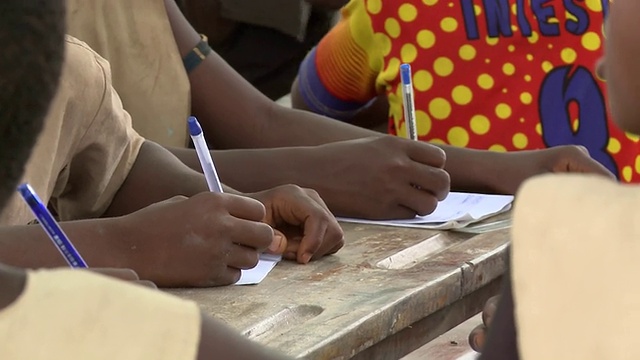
top-left (169, 216), bottom-right (510, 359)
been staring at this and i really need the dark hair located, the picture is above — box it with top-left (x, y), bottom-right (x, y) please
top-left (0, 0), bottom-right (66, 211)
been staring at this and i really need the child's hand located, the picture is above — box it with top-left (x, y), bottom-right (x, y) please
top-left (533, 145), bottom-right (616, 178)
top-left (114, 193), bottom-right (274, 287)
top-left (246, 185), bottom-right (344, 264)
top-left (468, 295), bottom-right (500, 353)
top-left (306, 136), bottom-right (450, 220)
top-left (90, 268), bottom-right (157, 289)
top-left (494, 145), bottom-right (615, 194)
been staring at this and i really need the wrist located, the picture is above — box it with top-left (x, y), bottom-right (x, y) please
top-left (476, 152), bottom-right (523, 194)
top-left (98, 216), bottom-right (144, 270)
top-left (446, 148), bottom-right (516, 194)
top-left (289, 146), bottom-right (328, 190)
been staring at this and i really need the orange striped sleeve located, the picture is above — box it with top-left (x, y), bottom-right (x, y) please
top-left (296, 0), bottom-right (381, 120)
top-left (315, 16), bottom-right (379, 102)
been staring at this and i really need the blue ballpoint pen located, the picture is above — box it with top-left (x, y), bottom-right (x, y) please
top-left (188, 116), bottom-right (224, 193)
top-left (17, 183), bottom-right (88, 268)
top-left (400, 63), bottom-right (418, 141)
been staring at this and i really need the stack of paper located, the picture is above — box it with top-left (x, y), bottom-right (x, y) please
top-left (338, 192), bottom-right (514, 230)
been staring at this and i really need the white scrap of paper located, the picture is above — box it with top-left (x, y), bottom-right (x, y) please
top-left (338, 192), bottom-right (514, 230)
top-left (235, 253), bottom-right (282, 285)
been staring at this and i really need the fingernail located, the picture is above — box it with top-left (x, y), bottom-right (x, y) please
top-left (301, 253), bottom-right (312, 264)
top-left (268, 234), bottom-right (284, 253)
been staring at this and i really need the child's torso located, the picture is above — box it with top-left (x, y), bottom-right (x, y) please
top-left (367, 0), bottom-right (639, 181)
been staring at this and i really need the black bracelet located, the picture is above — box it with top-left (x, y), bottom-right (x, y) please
top-left (182, 34), bottom-right (212, 73)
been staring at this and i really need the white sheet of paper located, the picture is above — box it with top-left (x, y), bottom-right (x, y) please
top-left (235, 253), bottom-right (282, 285)
top-left (338, 192), bottom-right (514, 230)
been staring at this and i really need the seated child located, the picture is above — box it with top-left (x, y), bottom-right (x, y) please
top-left (0, 19), bottom-right (344, 288)
top-left (470, 1), bottom-right (640, 357)
top-left (0, 2), bottom-right (288, 358)
top-left (292, 0), bottom-right (637, 183)
top-left (62, 0), bottom-right (615, 221)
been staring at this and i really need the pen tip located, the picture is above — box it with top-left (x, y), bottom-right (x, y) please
top-left (187, 116), bottom-right (202, 136)
top-left (400, 63), bottom-right (412, 85)
top-left (17, 183), bottom-right (30, 193)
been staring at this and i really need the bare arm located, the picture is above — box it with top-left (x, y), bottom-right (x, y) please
top-left (0, 136), bottom-right (215, 270)
top-left (0, 141), bottom-right (225, 274)
top-left (104, 141), bottom-right (208, 217)
top-left (163, 0), bottom-right (508, 192)
top-left (0, 218), bottom-right (130, 270)
top-left (163, 0), bottom-right (384, 149)
top-left (168, 146), bottom-right (316, 194)
top-left (197, 313), bottom-right (291, 360)
top-left (162, 0), bottom-right (613, 219)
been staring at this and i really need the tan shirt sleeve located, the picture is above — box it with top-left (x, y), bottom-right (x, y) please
top-left (216, 0), bottom-right (312, 40)
top-left (49, 38), bottom-right (145, 221)
top-left (0, 269), bottom-right (200, 360)
top-left (512, 174), bottom-right (640, 360)
top-left (0, 36), bottom-right (144, 225)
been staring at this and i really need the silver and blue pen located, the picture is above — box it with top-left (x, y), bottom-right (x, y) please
top-left (400, 63), bottom-right (418, 141)
top-left (17, 183), bottom-right (88, 268)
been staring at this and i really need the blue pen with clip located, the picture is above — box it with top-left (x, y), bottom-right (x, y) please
top-left (17, 184), bottom-right (88, 268)
top-left (188, 116), bottom-right (224, 193)
top-left (400, 63), bottom-right (418, 141)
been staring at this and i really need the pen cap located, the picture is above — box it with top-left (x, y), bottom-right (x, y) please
top-left (400, 63), bottom-right (412, 85)
top-left (187, 116), bottom-right (203, 136)
top-left (17, 183), bottom-right (39, 206)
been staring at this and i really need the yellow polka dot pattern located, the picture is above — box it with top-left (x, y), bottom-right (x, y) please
top-left (364, 0), bottom-right (640, 182)
top-left (459, 44), bottom-right (476, 61)
top-left (429, 98), bottom-right (451, 120)
top-left (470, 115), bottom-right (490, 135)
top-left (433, 57), bottom-right (454, 76)
top-left (452, 85), bottom-right (473, 105)
top-left (413, 70), bottom-right (433, 91)
top-left (398, 3), bottom-right (418, 22)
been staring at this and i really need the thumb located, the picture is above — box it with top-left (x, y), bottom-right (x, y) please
top-left (265, 228), bottom-right (288, 255)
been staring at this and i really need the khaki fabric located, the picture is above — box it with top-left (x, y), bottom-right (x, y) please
top-left (0, 36), bottom-right (144, 225)
top-left (512, 174), bottom-right (640, 359)
top-left (66, 0), bottom-right (191, 148)
top-left (0, 269), bottom-right (200, 359)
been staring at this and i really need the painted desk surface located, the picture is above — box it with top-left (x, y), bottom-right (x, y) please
top-left (169, 214), bottom-right (510, 360)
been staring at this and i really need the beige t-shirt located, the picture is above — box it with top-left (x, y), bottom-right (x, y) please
top-left (0, 269), bottom-right (200, 359)
top-left (512, 174), bottom-right (640, 359)
top-left (0, 36), bottom-right (144, 225)
top-left (66, 0), bottom-right (191, 148)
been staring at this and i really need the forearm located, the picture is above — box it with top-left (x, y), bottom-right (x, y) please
top-left (261, 105), bottom-right (382, 147)
top-left (0, 219), bottom-right (128, 269)
top-left (168, 146), bottom-right (315, 193)
top-left (168, 138), bottom-right (509, 197)
top-left (104, 141), bottom-right (208, 217)
top-left (438, 145), bottom-right (518, 194)
top-left (198, 314), bottom-right (292, 360)
top-left (164, 0), bottom-right (378, 149)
